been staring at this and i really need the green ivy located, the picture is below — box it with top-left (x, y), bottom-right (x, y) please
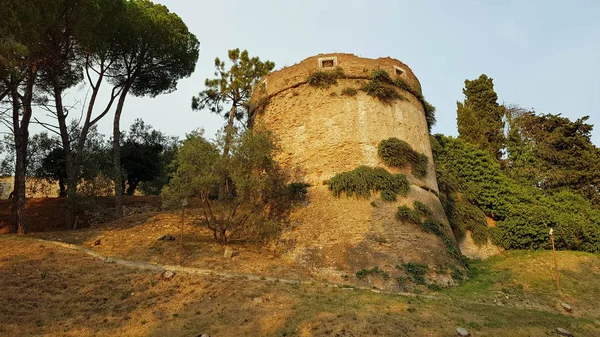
top-left (328, 166), bottom-right (409, 201)
top-left (413, 201), bottom-right (432, 217)
top-left (396, 205), bottom-right (422, 225)
top-left (378, 138), bottom-right (429, 178)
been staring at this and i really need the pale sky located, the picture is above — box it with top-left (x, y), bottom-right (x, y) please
top-left (64, 0), bottom-right (600, 145)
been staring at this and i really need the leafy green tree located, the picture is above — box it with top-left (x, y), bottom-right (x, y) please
top-left (191, 48), bottom-right (274, 200)
top-left (37, 0), bottom-right (125, 204)
top-left (456, 74), bottom-right (505, 160)
top-left (107, 0), bottom-right (199, 217)
top-left (506, 109), bottom-right (600, 205)
top-left (432, 134), bottom-right (600, 253)
top-left (0, 0), bottom-right (49, 233)
top-left (162, 130), bottom-right (292, 244)
top-left (121, 119), bottom-right (178, 195)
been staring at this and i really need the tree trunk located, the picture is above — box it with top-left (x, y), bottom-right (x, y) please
top-left (53, 85), bottom-right (77, 201)
top-left (58, 177), bottom-right (66, 197)
top-left (218, 104), bottom-right (237, 201)
top-left (113, 85), bottom-right (131, 218)
top-left (11, 133), bottom-right (27, 235)
top-left (10, 70), bottom-right (35, 235)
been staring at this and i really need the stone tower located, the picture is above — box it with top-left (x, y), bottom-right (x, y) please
top-left (253, 53), bottom-right (461, 288)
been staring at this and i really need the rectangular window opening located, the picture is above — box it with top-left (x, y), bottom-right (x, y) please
top-left (321, 59), bottom-right (334, 68)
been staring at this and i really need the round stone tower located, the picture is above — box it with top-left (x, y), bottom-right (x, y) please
top-left (253, 53), bottom-right (462, 288)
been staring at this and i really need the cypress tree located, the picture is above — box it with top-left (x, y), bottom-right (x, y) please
top-left (456, 74), bottom-right (505, 160)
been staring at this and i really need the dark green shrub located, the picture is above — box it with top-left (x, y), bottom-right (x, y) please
top-left (395, 206), bottom-right (422, 225)
top-left (400, 262), bottom-right (427, 285)
top-left (356, 266), bottom-right (389, 280)
top-left (413, 201), bottom-right (432, 217)
top-left (287, 182), bottom-right (310, 201)
top-left (378, 138), bottom-right (429, 178)
top-left (328, 166), bottom-right (409, 201)
top-left (341, 87), bottom-right (358, 96)
top-left (307, 67), bottom-right (344, 88)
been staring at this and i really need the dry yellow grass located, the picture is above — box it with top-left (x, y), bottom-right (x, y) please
top-left (2, 222), bottom-right (600, 336)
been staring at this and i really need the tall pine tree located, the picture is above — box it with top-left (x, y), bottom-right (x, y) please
top-left (456, 74), bottom-right (505, 160)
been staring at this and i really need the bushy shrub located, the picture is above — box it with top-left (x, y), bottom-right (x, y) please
top-left (396, 205), bottom-right (422, 225)
top-left (328, 166), bottom-right (409, 201)
top-left (378, 138), bottom-right (429, 178)
top-left (307, 67), bottom-right (344, 89)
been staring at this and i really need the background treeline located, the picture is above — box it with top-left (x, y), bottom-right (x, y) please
top-left (0, 0), bottom-right (199, 233)
top-left (439, 74), bottom-right (600, 252)
top-left (0, 119), bottom-right (178, 197)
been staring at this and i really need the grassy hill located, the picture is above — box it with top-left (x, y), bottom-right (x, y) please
top-left (1, 232), bottom-right (598, 336)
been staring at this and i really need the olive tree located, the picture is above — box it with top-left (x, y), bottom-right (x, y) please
top-left (161, 130), bottom-right (293, 244)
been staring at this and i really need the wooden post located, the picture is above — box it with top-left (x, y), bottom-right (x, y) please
top-left (550, 228), bottom-right (561, 292)
top-left (179, 198), bottom-right (188, 266)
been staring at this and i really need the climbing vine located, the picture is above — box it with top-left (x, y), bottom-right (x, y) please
top-left (378, 137), bottom-right (429, 178)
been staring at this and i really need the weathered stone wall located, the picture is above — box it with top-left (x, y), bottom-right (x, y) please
top-left (253, 53), bottom-right (460, 288)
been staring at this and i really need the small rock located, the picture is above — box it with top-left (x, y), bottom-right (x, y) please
top-left (223, 247), bottom-right (233, 259)
top-left (556, 327), bottom-right (573, 336)
top-left (162, 271), bottom-right (175, 280)
top-left (158, 234), bottom-right (176, 241)
top-left (197, 334), bottom-right (210, 337)
top-left (252, 297), bottom-right (263, 304)
top-left (93, 239), bottom-right (101, 246)
top-left (456, 327), bottom-right (470, 336)
top-left (560, 302), bottom-right (572, 312)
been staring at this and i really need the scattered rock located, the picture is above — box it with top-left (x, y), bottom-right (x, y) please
top-left (456, 327), bottom-right (470, 336)
top-left (162, 271), bottom-right (175, 280)
top-left (560, 302), bottom-right (572, 312)
top-left (158, 234), bottom-right (176, 241)
top-left (223, 247), bottom-right (234, 259)
top-left (556, 327), bottom-right (573, 336)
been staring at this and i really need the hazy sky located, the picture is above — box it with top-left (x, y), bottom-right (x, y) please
top-left (76, 0), bottom-right (600, 145)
